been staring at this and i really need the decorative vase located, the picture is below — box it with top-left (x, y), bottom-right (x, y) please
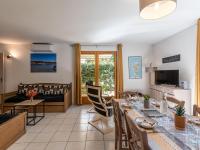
top-left (144, 100), bottom-right (150, 109)
top-left (30, 96), bottom-right (33, 102)
top-left (174, 114), bottom-right (186, 130)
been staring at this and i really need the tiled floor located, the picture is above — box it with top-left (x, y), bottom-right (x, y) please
top-left (8, 105), bottom-right (115, 150)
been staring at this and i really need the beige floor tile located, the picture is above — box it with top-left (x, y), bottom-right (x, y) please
top-left (33, 132), bottom-right (54, 143)
top-left (68, 132), bottom-right (87, 141)
top-left (8, 143), bottom-right (28, 150)
top-left (9, 105), bottom-right (116, 150)
top-left (37, 118), bottom-right (52, 125)
top-left (86, 131), bottom-right (103, 141)
top-left (63, 118), bottom-right (76, 125)
top-left (49, 118), bottom-right (64, 125)
top-left (27, 124), bottom-right (46, 133)
top-left (45, 142), bottom-right (67, 150)
top-left (50, 131), bottom-right (71, 142)
top-left (78, 113), bottom-right (90, 119)
top-left (55, 113), bottom-right (68, 119)
top-left (16, 133), bottom-right (38, 143)
top-left (73, 123), bottom-right (88, 132)
top-left (85, 141), bottom-right (105, 150)
top-left (76, 118), bottom-right (89, 124)
top-left (25, 143), bottom-right (48, 150)
top-left (41, 124), bottom-right (59, 133)
top-left (103, 131), bottom-right (115, 140)
top-left (104, 141), bottom-right (115, 150)
top-left (66, 141), bottom-right (85, 150)
top-left (57, 124), bottom-right (74, 132)
top-left (66, 113), bottom-right (79, 119)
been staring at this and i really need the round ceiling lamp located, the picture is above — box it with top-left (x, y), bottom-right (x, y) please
top-left (139, 0), bottom-right (177, 20)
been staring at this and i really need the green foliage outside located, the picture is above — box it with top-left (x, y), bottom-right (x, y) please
top-left (81, 55), bottom-right (114, 96)
top-left (81, 59), bottom-right (95, 95)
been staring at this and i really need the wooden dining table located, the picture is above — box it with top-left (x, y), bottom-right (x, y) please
top-left (115, 98), bottom-right (200, 150)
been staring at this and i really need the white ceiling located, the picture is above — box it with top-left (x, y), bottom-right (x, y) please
top-left (0, 0), bottom-right (199, 45)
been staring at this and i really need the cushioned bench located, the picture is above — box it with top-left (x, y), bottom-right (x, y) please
top-left (3, 83), bottom-right (72, 113)
top-left (0, 112), bottom-right (26, 150)
top-left (5, 94), bottom-right (64, 103)
top-left (0, 113), bottom-right (16, 124)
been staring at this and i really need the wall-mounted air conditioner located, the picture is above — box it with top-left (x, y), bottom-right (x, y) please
top-left (31, 43), bottom-right (56, 53)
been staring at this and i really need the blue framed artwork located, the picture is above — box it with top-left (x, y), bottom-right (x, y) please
top-left (31, 53), bottom-right (57, 72)
top-left (128, 56), bottom-right (142, 79)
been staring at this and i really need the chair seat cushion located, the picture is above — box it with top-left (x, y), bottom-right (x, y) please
top-left (95, 107), bottom-right (113, 117)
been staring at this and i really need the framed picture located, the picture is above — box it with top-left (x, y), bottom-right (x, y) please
top-left (128, 56), bottom-right (142, 79)
top-left (31, 53), bottom-right (57, 72)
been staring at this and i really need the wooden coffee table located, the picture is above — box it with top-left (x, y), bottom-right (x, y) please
top-left (14, 100), bottom-right (45, 126)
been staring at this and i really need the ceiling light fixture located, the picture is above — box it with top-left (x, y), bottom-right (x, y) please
top-left (139, 0), bottom-right (177, 20)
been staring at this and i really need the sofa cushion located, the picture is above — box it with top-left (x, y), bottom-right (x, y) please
top-left (0, 113), bottom-right (15, 124)
top-left (4, 94), bottom-right (27, 103)
top-left (35, 94), bottom-right (64, 102)
top-left (17, 83), bottom-right (39, 95)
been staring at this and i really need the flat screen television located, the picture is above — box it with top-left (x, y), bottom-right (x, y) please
top-left (155, 70), bottom-right (179, 86)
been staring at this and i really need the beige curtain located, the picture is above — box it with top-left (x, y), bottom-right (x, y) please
top-left (74, 43), bottom-right (81, 105)
top-left (196, 19), bottom-right (200, 106)
top-left (116, 44), bottom-right (124, 98)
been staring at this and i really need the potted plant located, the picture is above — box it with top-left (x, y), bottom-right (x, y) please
top-left (174, 106), bottom-right (186, 130)
top-left (143, 95), bottom-right (150, 109)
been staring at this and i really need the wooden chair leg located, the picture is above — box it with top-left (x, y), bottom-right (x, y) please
top-left (115, 127), bottom-right (118, 150)
top-left (119, 132), bottom-right (122, 150)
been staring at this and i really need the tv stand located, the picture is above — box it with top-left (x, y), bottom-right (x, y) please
top-left (150, 84), bottom-right (191, 114)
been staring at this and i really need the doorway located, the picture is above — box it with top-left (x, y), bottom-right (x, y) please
top-left (80, 51), bottom-right (116, 104)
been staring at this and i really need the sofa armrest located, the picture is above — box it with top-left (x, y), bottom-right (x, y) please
top-left (0, 112), bottom-right (26, 150)
top-left (2, 91), bottom-right (17, 104)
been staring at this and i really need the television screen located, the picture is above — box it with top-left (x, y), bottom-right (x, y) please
top-left (155, 70), bottom-right (179, 86)
top-left (31, 53), bottom-right (56, 72)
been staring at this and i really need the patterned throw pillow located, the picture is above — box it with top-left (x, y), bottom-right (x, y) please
top-left (38, 84), bottom-right (44, 94)
top-left (62, 84), bottom-right (68, 93)
top-left (27, 84), bottom-right (38, 92)
top-left (52, 85), bottom-right (62, 95)
top-left (43, 85), bottom-right (51, 95)
top-left (17, 84), bottom-right (28, 94)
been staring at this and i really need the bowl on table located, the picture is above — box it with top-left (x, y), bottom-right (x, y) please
top-left (135, 117), bottom-right (157, 130)
top-left (188, 116), bottom-right (200, 126)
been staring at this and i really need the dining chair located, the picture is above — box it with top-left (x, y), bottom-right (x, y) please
top-left (112, 99), bottom-right (128, 150)
top-left (124, 110), bottom-right (151, 150)
top-left (193, 105), bottom-right (200, 116)
top-left (166, 96), bottom-right (185, 108)
top-left (85, 80), bottom-right (95, 113)
top-left (86, 85), bottom-right (113, 134)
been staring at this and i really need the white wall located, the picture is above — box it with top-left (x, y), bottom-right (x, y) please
top-left (152, 25), bottom-right (197, 106)
top-left (0, 42), bottom-right (152, 104)
top-left (81, 44), bottom-right (152, 94)
top-left (123, 43), bottom-right (152, 94)
top-left (0, 43), bottom-right (74, 94)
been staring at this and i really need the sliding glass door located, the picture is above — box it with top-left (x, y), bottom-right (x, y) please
top-left (81, 51), bottom-right (116, 104)
top-left (80, 54), bottom-right (95, 96)
top-left (99, 54), bottom-right (115, 96)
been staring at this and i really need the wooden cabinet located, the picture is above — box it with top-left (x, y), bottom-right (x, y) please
top-left (150, 85), bottom-right (191, 114)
